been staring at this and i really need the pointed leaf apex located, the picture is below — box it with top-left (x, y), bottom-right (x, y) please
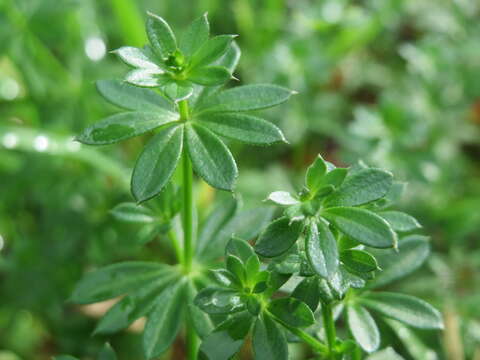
top-left (231, 75), bottom-right (240, 81)
top-left (291, 90), bottom-right (299, 95)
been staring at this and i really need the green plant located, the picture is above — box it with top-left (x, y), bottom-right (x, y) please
top-left (66, 11), bottom-right (443, 360)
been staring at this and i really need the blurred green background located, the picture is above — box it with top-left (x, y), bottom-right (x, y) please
top-left (1, 0), bottom-right (479, 359)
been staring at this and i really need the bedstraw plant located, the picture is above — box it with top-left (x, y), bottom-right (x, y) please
top-left (61, 12), bottom-right (443, 360)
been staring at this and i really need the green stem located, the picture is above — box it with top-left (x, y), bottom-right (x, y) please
top-left (178, 99), bottom-right (198, 359)
top-left (267, 311), bottom-right (328, 356)
top-left (321, 302), bottom-right (336, 358)
top-left (168, 229), bottom-right (183, 264)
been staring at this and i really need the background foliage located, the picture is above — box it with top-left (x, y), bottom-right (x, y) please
top-left (0, 0), bottom-right (479, 359)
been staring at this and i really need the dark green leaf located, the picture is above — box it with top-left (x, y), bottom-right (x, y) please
top-left (180, 13), bottom-right (209, 56)
top-left (268, 298), bottom-right (315, 328)
top-left (306, 155), bottom-right (328, 193)
top-left (143, 282), bottom-right (185, 359)
top-left (225, 237), bottom-right (255, 263)
top-left (322, 207), bottom-right (396, 248)
top-left (199, 113), bottom-right (286, 145)
top-left (211, 269), bottom-right (240, 288)
top-left (361, 292), bottom-right (443, 329)
top-left (98, 343), bottom-right (117, 360)
top-left (110, 202), bottom-right (155, 223)
top-left (245, 255), bottom-right (261, 278)
top-left (347, 305), bottom-right (380, 353)
top-left (226, 255), bottom-right (246, 283)
top-left (199, 84), bottom-right (294, 113)
top-left (185, 123), bottom-right (237, 191)
top-left (189, 66), bottom-right (231, 86)
top-left (199, 311), bottom-right (253, 360)
top-left (255, 217), bottom-right (303, 257)
top-left (292, 277), bottom-right (320, 312)
top-left (341, 249), bottom-right (379, 273)
top-left (71, 262), bottom-right (173, 304)
top-left (77, 111), bottom-right (178, 145)
top-left (305, 220), bottom-right (338, 279)
top-left (252, 314), bottom-right (288, 360)
top-left (131, 125), bottom-right (183, 202)
top-left (146, 12), bottom-right (177, 58)
top-left (195, 287), bottom-right (244, 314)
top-left (96, 80), bottom-right (173, 112)
top-left (186, 281), bottom-right (214, 339)
top-left (190, 35), bottom-right (236, 69)
top-left (379, 211), bottom-right (421, 232)
top-left (368, 235), bottom-right (430, 288)
top-left (325, 168), bottom-right (393, 207)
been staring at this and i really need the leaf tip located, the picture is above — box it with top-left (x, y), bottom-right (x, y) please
top-left (290, 90), bottom-right (299, 95)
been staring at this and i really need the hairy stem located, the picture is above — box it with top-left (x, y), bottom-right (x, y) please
top-left (321, 302), bottom-right (336, 358)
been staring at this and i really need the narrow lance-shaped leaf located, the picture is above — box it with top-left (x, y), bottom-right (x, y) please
top-left (360, 292), bottom-right (444, 330)
top-left (199, 113), bottom-right (286, 145)
top-left (379, 211), bottom-right (421, 232)
top-left (125, 68), bottom-right (166, 88)
top-left (143, 282), bottom-right (186, 359)
top-left (77, 111), bottom-right (178, 145)
top-left (146, 12), bottom-right (177, 58)
top-left (252, 314), bottom-right (288, 360)
top-left (190, 35), bottom-right (236, 69)
top-left (199, 84), bottom-right (295, 113)
top-left (341, 249), bottom-right (379, 273)
top-left (98, 343), bottom-right (117, 360)
top-left (266, 191), bottom-right (299, 205)
top-left (185, 123), bottom-right (238, 191)
top-left (189, 66), bottom-right (231, 86)
top-left (305, 220), bottom-right (338, 279)
top-left (179, 12), bottom-right (209, 56)
top-left (255, 217), bottom-right (303, 258)
top-left (110, 202), bottom-right (155, 223)
top-left (322, 207), bottom-right (396, 248)
top-left (112, 46), bottom-right (161, 69)
top-left (131, 124), bottom-right (183, 202)
top-left (306, 155), bottom-right (328, 193)
top-left (347, 305), bottom-right (380, 353)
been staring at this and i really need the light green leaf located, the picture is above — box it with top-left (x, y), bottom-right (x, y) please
top-left (77, 111), bottom-right (178, 145)
top-left (164, 82), bottom-right (193, 102)
top-left (266, 191), bottom-right (299, 205)
top-left (112, 46), bottom-right (160, 69)
top-left (225, 237), bottom-right (255, 264)
top-left (379, 211), bottom-right (422, 232)
top-left (179, 13), bottom-right (209, 56)
top-left (347, 305), bottom-right (380, 353)
top-left (98, 343), bottom-right (117, 360)
top-left (199, 112), bottom-right (286, 145)
top-left (190, 35), bottom-right (236, 69)
top-left (131, 125), bottom-right (183, 202)
top-left (199, 311), bottom-right (253, 360)
top-left (255, 217), bottom-right (303, 257)
top-left (325, 168), bottom-right (393, 207)
top-left (143, 282), bottom-right (185, 359)
top-left (125, 68), bottom-right (166, 87)
top-left (199, 84), bottom-right (294, 113)
top-left (146, 12), bottom-right (177, 58)
top-left (361, 292), bottom-right (444, 329)
top-left (341, 249), bottom-right (379, 273)
top-left (110, 202), bottom-right (155, 223)
top-left (96, 79), bottom-right (173, 112)
top-left (306, 155), bottom-right (328, 193)
top-left (322, 207), bottom-right (396, 248)
top-left (268, 298), bottom-right (315, 328)
top-left (189, 66), bottom-right (231, 86)
top-left (305, 220), bottom-right (338, 279)
top-left (194, 287), bottom-right (244, 314)
top-left (323, 167), bottom-right (348, 189)
top-left (252, 314), bottom-right (288, 360)
top-left (185, 123), bottom-right (237, 191)
top-left (71, 262), bottom-right (173, 304)
top-left (368, 235), bottom-right (430, 288)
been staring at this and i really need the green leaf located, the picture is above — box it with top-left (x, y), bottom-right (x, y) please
top-left (98, 343), bottom-right (117, 360)
top-left (366, 347), bottom-right (405, 360)
top-left (226, 255), bottom-right (246, 283)
top-left (143, 282), bottom-right (185, 359)
top-left (77, 111), bottom-right (178, 145)
top-left (71, 262), bottom-right (173, 304)
top-left (190, 35), bottom-right (236, 69)
top-left (199, 113), bottom-right (286, 145)
top-left (266, 191), bottom-right (299, 205)
top-left (195, 287), bottom-right (244, 314)
top-left (94, 275), bottom-right (177, 335)
top-left (164, 82), bottom-right (194, 102)
top-left (131, 125), bottom-right (183, 202)
top-left (323, 167), bottom-right (348, 189)
top-left (186, 281), bottom-right (214, 339)
top-left (146, 12), bottom-right (177, 58)
top-left (385, 319), bottom-right (435, 360)
top-left (180, 13), bottom-right (209, 56)
top-left (322, 207), bottom-right (396, 248)
top-left (255, 217), bottom-right (303, 257)
top-left (368, 235), bottom-right (430, 288)
top-left (305, 220), bottom-right (339, 279)
top-left (347, 305), bottom-right (380, 353)
top-left (199, 311), bottom-right (253, 360)
top-left (306, 155), bottom-right (328, 193)
top-left (96, 80), bottom-right (173, 112)
top-left (341, 249), bottom-right (379, 273)
top-left (360, 292), bottom-right (444, 329)
top-left (379, 211), bottom-right (421, 232)
top-left (325, 168), bottom-right (393, 207)
top-left (211, 269), bottom-right (241, 288)
top-left (110, 202), bottom-right (155, 223)
top-left (292, 277), bottom-right (320, 312)
top-left (199, 84), bottom-right (294, 113)
top-left (245, 255), bottom-right (261, 278)
top-left (225, 237), bottom-right (255, 264)
top-left (252, 314), bottom-right (288, 360)
top-left (125, 68), bottom-right (166, 87)
top-left (189, 66), bottom-right (231, 86)
top-left (185, 123), bottom-right (237, 191)
top-left (112, 46), bottom-right (160, 70)
top-left (268, 298), bottom-right (315, 328)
